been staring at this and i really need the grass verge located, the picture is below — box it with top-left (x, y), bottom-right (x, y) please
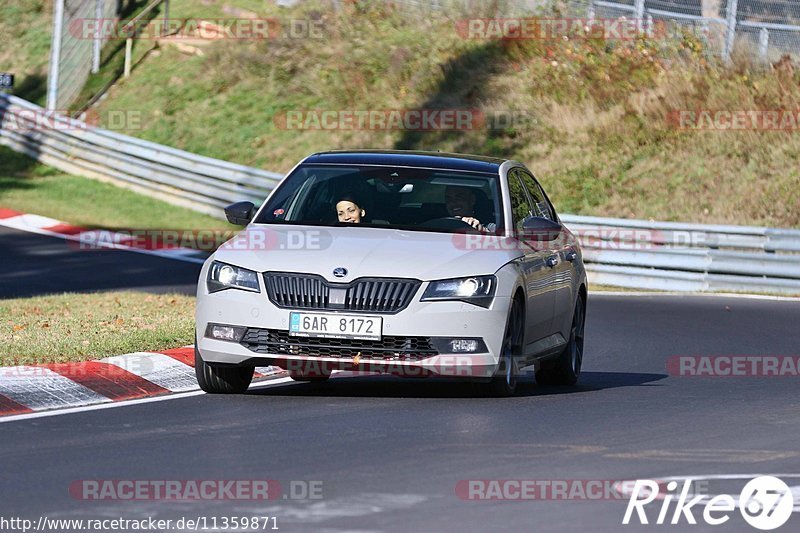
top-left (0, 291), bottom-right (195, 365)
top-left (0, 146), bottom-right (235, 230)
top-left (0, 0), bottom-right (52, 105)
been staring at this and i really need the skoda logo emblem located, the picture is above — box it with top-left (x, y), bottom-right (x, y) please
top-left (333, 267), bottom-right (348, 278)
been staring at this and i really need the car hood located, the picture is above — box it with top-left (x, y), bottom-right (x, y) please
top-left (212, 225), bottom-right (523, 282)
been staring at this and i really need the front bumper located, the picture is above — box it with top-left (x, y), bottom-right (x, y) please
top-left (196, 287), bottom-right (511, 379)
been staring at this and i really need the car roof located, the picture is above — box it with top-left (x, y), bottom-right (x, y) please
top-left (303, 150), bottom-right (508, 173)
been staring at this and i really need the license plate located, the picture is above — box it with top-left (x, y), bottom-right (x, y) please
top-left (289, 312), bottom-right (382, 340)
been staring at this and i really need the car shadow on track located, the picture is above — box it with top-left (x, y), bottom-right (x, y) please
top-left (247, 371), bottom-right (668, 399)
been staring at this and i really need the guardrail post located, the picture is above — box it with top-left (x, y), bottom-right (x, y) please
top-left (46, 0), bottom-right (66, 110)
top-left (724, 0), bottom-right (738, 63)
top-left (124, 38), bottom-right (133, 77)
top-left (163, 0), bottom-right (170, 37)
top-left (587, 0), bottom-right (595, 23)
top-left (758, 27), bottom-right (769, 63)
top-left (92, 0), bottom-right (103, 74)
top-left (634, 0), bottom-right (645, 33)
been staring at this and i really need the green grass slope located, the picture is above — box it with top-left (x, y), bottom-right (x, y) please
top-left (4, 1), bottom-right (800, 227)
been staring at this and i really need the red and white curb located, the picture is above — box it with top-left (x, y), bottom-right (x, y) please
top-left (0, 208), bottom-right (208, 264)
top-left (0, 346), bottom-right (284, 417)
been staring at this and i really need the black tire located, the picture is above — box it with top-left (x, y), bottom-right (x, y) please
top-left (195, 345), bottom-right (254, 394)
top-left (488, 297), bottom-right (524, 397)
top-left (536, 295), bottom-right (585, 386)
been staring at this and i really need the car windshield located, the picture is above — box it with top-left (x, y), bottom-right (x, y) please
top-left (255, 164), bottom-right (504, 234)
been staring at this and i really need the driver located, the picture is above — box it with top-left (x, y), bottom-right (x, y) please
top-left (444, 185), bottom-right (496, 233)
top-left (336, 194), bottom-right (366, 224)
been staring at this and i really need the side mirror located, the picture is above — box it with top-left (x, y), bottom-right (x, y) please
top-left (520, 216), bottom-right (562, 242)
top-left (224, 201), bottom-right (255, 226)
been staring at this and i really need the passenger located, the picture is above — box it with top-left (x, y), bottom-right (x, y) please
top-left (444, 185), bottom-right (496, 233)
top-left (336, 195), bottom-right (366, 224)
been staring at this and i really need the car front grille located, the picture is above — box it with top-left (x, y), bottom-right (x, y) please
top-left (240, 328), bottom-right (439, 361)
top-left (263, 272), bottom-right (420, 314)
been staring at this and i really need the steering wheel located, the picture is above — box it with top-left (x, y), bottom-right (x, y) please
top-left (421, 216), bottom-right (481, 232)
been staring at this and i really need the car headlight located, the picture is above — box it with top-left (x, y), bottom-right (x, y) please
top-left (421, 275), bottom-right (496, 308)
top-left (207, 261), bottom-right (260, 293)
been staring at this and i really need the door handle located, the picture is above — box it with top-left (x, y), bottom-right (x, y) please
top-left (546, 255), bottom-right (558, 268)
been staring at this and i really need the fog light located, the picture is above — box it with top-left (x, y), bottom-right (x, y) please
top-left (206, 323), bottom-right (246, 342)
top-left (430, 337), bottom-right (487, 354)
top-left (450, 339), bottom-right (479, 353)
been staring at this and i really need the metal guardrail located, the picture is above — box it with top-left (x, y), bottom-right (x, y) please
top-left (560, 214), bottom-right (800, 294)
top-left (2, 94), bottom-right (799, 294)
top-left (0, 94), bottom-right (282, 217)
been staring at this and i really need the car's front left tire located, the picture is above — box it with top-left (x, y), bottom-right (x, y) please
top-left (195, 344), bottom-right (254, 394)
top-left (488, 297), bottom-right (524, 397)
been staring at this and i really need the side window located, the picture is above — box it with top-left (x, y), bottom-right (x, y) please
top-left (517, 170), bottom-right (554, 221)
top-left (507, 172), bottom-right (532, 234)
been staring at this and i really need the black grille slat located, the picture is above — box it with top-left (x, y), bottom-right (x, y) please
top-left (241, 328), bottom-right (438, 361)
top-left (375, 282), bottom-right (388, 312)
top-left (264, 273), bottom-right (419, 314)
top-left (357, 282), bottom-right (366, 309)
top-left (368, 281), bottom-right (379, 311)
top-left (395, 283), bottom-right (408, 309)
top-left (388, 282), bottom-right (401, 310)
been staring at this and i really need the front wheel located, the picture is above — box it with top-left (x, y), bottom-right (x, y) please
top-left (536, 295), bottom-right (585, 386)
top-left (195, 345), bottom-right (254, 394)
top-left (488, 298), bottom-right (524, 397)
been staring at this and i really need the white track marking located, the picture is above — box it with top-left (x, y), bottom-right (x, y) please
top-left (99, 352), bottom-right (200, 392)
top-left (232, 493), bottom-right (428, 523)
top-left (0, 366), bottom-right (111, 411)
top-left (0, 376), bottom-right (295, 423)
top-left (0, 215), bottom-right (206, 264)
top-left (1, 213), bottom-right (62, 229)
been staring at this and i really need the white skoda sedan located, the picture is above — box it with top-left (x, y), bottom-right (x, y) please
top-left (195, 151), bottom-right (587, 396)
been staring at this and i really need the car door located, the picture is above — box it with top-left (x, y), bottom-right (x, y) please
top-left (506, 169), bottom-right (555, 354)
top-left (517, 169), bottom-right (575, 339)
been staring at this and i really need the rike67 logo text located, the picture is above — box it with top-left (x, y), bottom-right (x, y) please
top-left (623, 476), bottom-right (794, 530)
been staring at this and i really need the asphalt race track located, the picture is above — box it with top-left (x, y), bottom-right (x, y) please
top-left (2, 230), bottom-right (799, 532)
top-left (0, 227), bottom-right (201, 297)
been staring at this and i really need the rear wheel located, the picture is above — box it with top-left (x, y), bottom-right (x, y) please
top-left (488, 298), bottom-right (524, 397)
top-left (195, 345), bottom-right (254, 394)
top-left (535, 295), bottom-right (585, 386)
